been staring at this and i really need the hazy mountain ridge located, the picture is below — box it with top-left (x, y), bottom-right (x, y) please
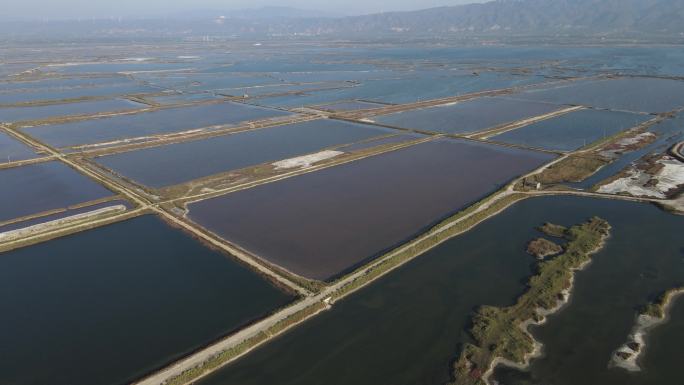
top-left (2, 0), bottom-right (684, 40)
top-left (314, 0), bottom-right (684, 35)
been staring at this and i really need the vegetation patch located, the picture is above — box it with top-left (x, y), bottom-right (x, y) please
top-left (451, 217), bottom-right (611, 385)
top-left (641, 287), bottom-right (684, 319)
top-left (526, 238), bottom-right (563, 259)
top-left (526, 154), bottom-right (609, 187)
top-left (538, 222), bottom-right (567, 238)
top-left (610, 286), bottom-right (684, 372)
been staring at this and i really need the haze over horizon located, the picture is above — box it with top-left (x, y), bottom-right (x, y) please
top-left (1, 0), bottom-right (485, 20)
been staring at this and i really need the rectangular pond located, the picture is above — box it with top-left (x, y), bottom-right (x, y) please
top-left (96, 119), bottom-right (396, 188)
top-left (217, 82), bottom-right (351, 97)
top-left (0, 215), bottom-right (294, 385)
top-left (188, 139), bottom-right (555, 281)
top-left (0, 131), bottom-right (37, 161)
top-left (513, 77), bottom-right (684, 113)
top-left (0, 98), bottom-right (145, 123)
top-left (315, 100), bottom-right (388, 112)
top-left (0, 161), bottom-right (113, 222)
top-left (47, 62), bottom-right (194, 74)
top-left (253, 71), bottom-right (548, 108)
top-left (0, 83), bottom-right (158, 105)
top-left (148, 92), bottom-right (225, 105)
top-left (373, 97), bottom-right (561, 135)
top-left (138, 72), bottom-right (277, 92)
top-left (490, 108), bottom-right (652, 151)
top-left (0, 75), bottom-right (136, 92)
top-left (21, 102), bottom-right (292, 148)
top-left (336, 133), bottom-right (423, 152)
top-left (196, 196), bottom-right (684, 385)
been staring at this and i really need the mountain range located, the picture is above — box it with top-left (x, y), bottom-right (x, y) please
top-left (3, 0), bottom-right (684, 40)
top-left (322, 0), bottom-right (684, 35)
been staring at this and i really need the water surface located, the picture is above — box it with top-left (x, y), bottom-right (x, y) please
top-left (316, 100), bottom-right (387, 111)
top-left (189, 139), bottom-right (554, 280)
top-left (196, 196), bottom-right (684, 385)
top-left (0, 75), bottom-right (134, 92)
top-left (492, 108), bottom-right (651, 151)
top-left (493, 201), bottom-right (684, 385)
top-left (1, 98), bottom-right (144, 123)
top-left (97, 119), bottom-right (393, 188)
top-left (0, 131), bottom-right (37, 161)
top-left (0, 215), bottom-right (294, 385)
top-left (0, 161), bottom-right (113, 222)
top-left (22, 102), bottom-right (291, 148)
top-left (514, 77), bottom-right (684, 113)
top-left (374, 97), bottom-right (561, 135)
top-left (0, 83), bottom-right (158, 105)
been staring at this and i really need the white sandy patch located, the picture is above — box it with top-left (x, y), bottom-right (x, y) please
top-left (0, 205), bottom-right (126, 242)
top-left (598, 157), bottom-right (684, 198)
top-left (618, 132), bottom-right (657, 147)
top-left (272, 150), bottom-right (343, 170)
top-left (71, 128), bottom-right (205, 150)
top-left (46, 61), bottom-right (100, 67)
top-left (610, 289), bottom-right (684, 372)
top-left (598, 132), bottom-right (656, 160)
top-left (119, 57), bottom-right (154, 62)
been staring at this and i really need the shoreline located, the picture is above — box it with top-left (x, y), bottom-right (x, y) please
top-left (610, 287), bottom-right (684, 372)
top-left (481, 231), bottom-right (609, 385)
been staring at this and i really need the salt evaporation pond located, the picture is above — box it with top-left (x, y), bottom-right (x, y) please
top-left (148, 92), bottom-right (224, 105)
top-left (97, 119), bottom-right (394, 188)
top-left (48, 61), bottom-right (194, 74)
top-left (0, 75), bottom-right (135, 92)
top-left (0, 161), bottom-right (113, 222)
top-left (252, 72), bottom-right (547, 108)
top-left (22, 102), bottom-right (291, 148)
top-left (0, 131), bottom-right (37, 161)
top-left (0, 215), bottom-right (294, 385)
top-left (0, 83), bottom-right (158, 105)
top-left (514, 77), bottom-right (684, 113)
top-left (491, 108), bottom-right (652, 151)
top-left (188, 139), bottom-right (554, 280)
top-left (373, 97), bottom-right (561, 135)
top-left (315, 100), bottom-right (387, 112)
top-left (337, 133), bottom-right (422, 152)
top-left (0, 98), bottom-right (144, 123)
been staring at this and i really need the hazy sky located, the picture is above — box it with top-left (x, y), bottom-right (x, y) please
top-left (2, 0), bottom-right (484, 19)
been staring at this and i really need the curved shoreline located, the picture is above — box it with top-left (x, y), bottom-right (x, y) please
top-left (482, 242), bottom-right (604, 385)
top-left (451, 218), bottom-right (611, 385)
top-left (610, 287), bottom-right (684, 372)
top-left (669, 141), bottom-right (684, 163)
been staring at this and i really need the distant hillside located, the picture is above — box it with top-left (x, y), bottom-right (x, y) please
top-left (3, 0), bottom-right (684, 41)
top-left (304, 0), bottom-right (684, 35)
